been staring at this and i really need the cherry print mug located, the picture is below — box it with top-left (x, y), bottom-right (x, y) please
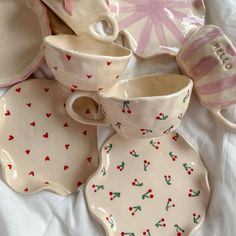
top-left (42, 0), bottom-right (119, 42)
top-left (177, 25), bottom-right (236, 132)
top-left (44, 34), bottom-right (132, 92)
top-left (66, 74), bottom-right (193, 139)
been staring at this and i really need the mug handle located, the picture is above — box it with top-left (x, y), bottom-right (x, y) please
top-left (89, 13), bottom-right (119, 42)
top-left (66, 91), bottom-right (108, 126)
top-left (210, 108), bottom-right (236, 132)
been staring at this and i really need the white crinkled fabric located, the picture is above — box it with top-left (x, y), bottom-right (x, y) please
top-left (0, 0), bottom-right (236, 235)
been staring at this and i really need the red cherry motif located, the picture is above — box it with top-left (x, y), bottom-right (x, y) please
top-left (66, 54), bottom-right (71, 60)
top-left (43, 132), bottom-right (49, 138)
top-left (70, 88), bottom-right (75, 93)
top-left (64, 165), bottom-right (69, 171)
top-left (7, 164), bottom-right (12, 170)
top-left (24, 188), bottom-right (28, 192)
top-left (30, 122), bottom-right (36, 126)
top-left (77, 181), bottom-right (82, 187)
top-left (44, 88), bottom-right (49, 92)
top-left (15, 87), bottom-right (21, 93)
top-left (87, 157), bottom-right (92, 163)
top-left (29, 171), bottom-right (35, 176)
top-left (45, 156), bottom-right (50, 161)
top-left (65, 144), bottom-right (70, 150)
top-left (5, 110), bottom-right (11, 116)
top-left (86, 74), bottom-right (92, 79)
top-left (26, 103), bottom-right (32, 107)
top-left (83, 130), bottom-right (88, 135)
top-left (107, 61), bottom-right (112, 66)
top-left (8, 135), bottom-right (14, 141)
top-left (46, 113), bottom-right (51, 118)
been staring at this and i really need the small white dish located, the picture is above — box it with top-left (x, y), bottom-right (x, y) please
top-left (0, 0), bottom-right (50, 87)
top-left (86, 132), bottom-right (210, 235)
top-left (0, 79), bottom-right (98, 195)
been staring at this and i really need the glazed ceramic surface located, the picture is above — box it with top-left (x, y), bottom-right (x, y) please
top-left (44, 35), bottom-right (132, 92)
top-left (108, 0), bottom-right (205, 58)
top-left (66, 74), bottom-right (193, 139)
top-left (0, 0), bottom-right (50, 87)
top-left (86, 132), bottom-right (210, 236)
top-left (0, 79), bottom-right (98, 195)
top-left (177, 25), bottom-right (236, 131)
top-left (42, 0), bottom-right (118, 42)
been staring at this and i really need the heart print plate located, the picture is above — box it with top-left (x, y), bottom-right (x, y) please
top-left (0, 79), bottom-right (98, 195)
top-left (86, 132), bottom-right (210, 236)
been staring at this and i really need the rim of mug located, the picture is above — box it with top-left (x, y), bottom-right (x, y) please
top-left (44, 34), bottom-right (133, 59)
top-left (99, 74), bottom-right (193, 101)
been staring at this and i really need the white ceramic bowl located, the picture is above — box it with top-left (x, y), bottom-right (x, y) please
top-left (44, 35), bottom-right (132, 91)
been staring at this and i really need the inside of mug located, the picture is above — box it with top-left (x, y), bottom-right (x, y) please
top-left (45, 35), bottom-right (131, 57)
top-left (102, 74), bottom-right (191, 98)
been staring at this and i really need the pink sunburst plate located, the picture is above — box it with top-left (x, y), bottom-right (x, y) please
top-left (0, 79), bottom-right (98, 195)
top-left (109, 0), bottom-right (206, 58)
top-left (0, 0), bottom-right (51, 87)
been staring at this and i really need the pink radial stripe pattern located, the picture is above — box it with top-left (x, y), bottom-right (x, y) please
top-left (116, 0), bottom-right (204, 56)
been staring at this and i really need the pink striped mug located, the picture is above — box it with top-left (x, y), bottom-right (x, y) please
top-left (177, 25), bottom-right (236, 131)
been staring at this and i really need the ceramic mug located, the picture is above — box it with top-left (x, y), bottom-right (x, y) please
top-left (44, 34), bottom-right (132, 91)
top-left (66, 74), bottom-right (193, 139)
top-left (42, 0), bottom-right (119, 42)
top-left (177, 25), bottom-right (236, 131)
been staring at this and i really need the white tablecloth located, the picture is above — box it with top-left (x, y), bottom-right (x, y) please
top-left (0, 0), bottom-right (236, 235)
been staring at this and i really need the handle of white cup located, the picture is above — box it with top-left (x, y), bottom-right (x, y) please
top-left (89, 13), bottom-right (119, 42)
top-left (210, 108), bottom-right (236, 132)
top-left (66, 91), bottom-right (109, 126)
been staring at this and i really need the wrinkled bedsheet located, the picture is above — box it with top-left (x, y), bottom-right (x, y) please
top-left (0, 0), bottom-right (236, 235)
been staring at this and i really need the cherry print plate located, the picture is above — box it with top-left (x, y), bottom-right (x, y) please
top-left (0, 0), bottom-right (50, 87)
top-left (86, 132), bottom-right (210, 236)
top-left (108, 0), bottom-right (205, 58)
top-left (0, 79), bottom-right (98, 195)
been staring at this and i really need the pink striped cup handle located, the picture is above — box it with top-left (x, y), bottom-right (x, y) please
top-left (177, 25), bottom-right (236, 132)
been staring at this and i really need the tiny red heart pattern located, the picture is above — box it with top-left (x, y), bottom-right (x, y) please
top-left (86, 74), bottom-right (93, 79)
top-left (0, 79), bottom-right (98, 195)
top-left (43, 132), bottom-right (49, 138)
top-left (46, 113), bottom-right (51, 118)
top-left (8, 135), bottom-right (14, 141)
